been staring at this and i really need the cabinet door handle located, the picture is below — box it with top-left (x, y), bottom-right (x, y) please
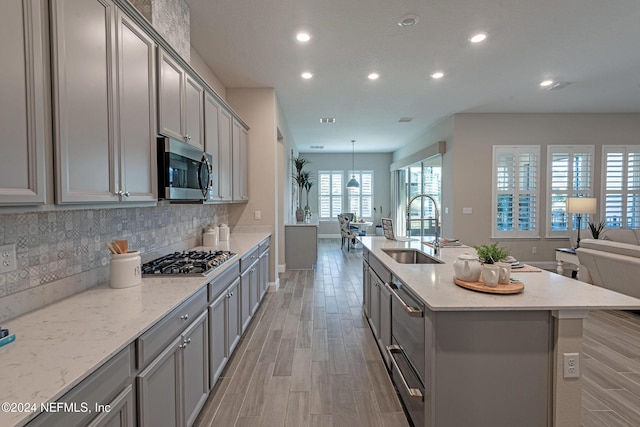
top-left (180, 314), bottom-right (189, 320)
top-left (116, 190), bottom-right (123, 197)
top-left (388, 286), bottom-right (423, 317)
top-left (123, 191), bottom-right (130, 197)
top-left (386, 345), bottom-right (424, 401)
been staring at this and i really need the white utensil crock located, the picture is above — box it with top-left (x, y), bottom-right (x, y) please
top-left (219, 224), bottom-right (230, 241)
top-left (110, 250), bottom-right (141, 289)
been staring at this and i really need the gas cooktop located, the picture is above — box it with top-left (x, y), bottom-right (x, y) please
top-left (142, 250), bottom-right (237, 276)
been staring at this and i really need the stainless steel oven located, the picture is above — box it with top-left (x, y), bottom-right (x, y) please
top-left (157, 136), bottom-right (213, 200)
top-left (387, 278), bottom-right (425, 427)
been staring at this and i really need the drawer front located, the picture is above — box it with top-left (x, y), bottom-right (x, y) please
top-left (28, 345), bottom-right (133, 427)
top-left (258, 237), bottom-right (270, 254)
top-left (137, 286), bottom-right (207, 367)
top-left (369, 254), bottom-right (392, 284)
top-left (240, 246), bottom-right (259, 273)
top-left (209, 260), bottom-right (239, 301)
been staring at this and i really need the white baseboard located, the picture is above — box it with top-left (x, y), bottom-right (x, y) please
top-left (268, 277), bottom-right (280, 292)
top-left (278, 264), bottom-right (286, 273)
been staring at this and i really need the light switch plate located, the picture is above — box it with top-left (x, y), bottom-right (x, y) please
top-left (0, 243), bottom-right (17, 273)
top-left (254, 210), bottom-right (261, 220)
top-left (463, 207), bottom-right (473, 215)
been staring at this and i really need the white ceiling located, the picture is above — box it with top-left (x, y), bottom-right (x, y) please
top-left (188, 0), bottom-right (640, 153)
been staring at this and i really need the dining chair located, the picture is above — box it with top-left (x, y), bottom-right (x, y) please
top-left (337, 214), bottom-right (358, 251)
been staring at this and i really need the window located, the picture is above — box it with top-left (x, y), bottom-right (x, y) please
top-left (348, 171), bottom-right (373, 219)
top-left (318, 171), bottom-right (343, 219)
top-left (547, 146), bottom-right (594, 236)
top-left (403, 160), bottom-right (441, 237)
top-left (492, 146), bottom-right (540, 238)
top-left (602, 146), bottom-right (640, 229)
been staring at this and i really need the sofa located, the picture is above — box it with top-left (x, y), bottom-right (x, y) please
top-left (576, 228), bottom-right (640, 299)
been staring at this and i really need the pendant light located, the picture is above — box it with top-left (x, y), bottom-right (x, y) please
top-left (346, 139), bottom-right (360, 188)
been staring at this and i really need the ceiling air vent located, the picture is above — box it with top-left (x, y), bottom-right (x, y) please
top-left (310, 145), bottom-right (324, 149)
top-left (320, 118), bottom-right (335, 123)
top-left (398, 117), bottom-right (413, 122)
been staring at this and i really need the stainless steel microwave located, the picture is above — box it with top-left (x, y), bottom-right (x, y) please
top-left (157, 137), bottom-right (213, 201)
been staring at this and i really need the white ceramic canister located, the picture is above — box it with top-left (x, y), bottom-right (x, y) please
top-left (203, 226), bottom-right (219, 246)
top-left (219, 224), bottom-right (230, 241)
top-left (110, 250), bottom-right (142, 289)
top-left (481, 264), bottom-right (500, 287)
top-left (495, 261), bottom-right (512, 285)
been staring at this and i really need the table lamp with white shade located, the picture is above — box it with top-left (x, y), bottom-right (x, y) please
top-left (567, 197), bottom-right (597, 248)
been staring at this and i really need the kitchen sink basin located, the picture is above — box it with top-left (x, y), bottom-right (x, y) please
top-left (381, 248), bottom-right (443, 264)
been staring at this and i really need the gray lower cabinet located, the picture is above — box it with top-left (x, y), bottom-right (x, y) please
top-left (87, 385), bottom-right (135, 427)
top-left (27, 345), bottom-right (134, 427)
top-left (209, 277), bottom-right (241, 387)
top-left (240, 259), bottom-right (258, 331)
top-left (259, 244), bottom-right (270, 299)
top-left (51, 0), bottom-right (156, 203)
top-left (137, 310), bottom-right (209, 427)
top-left (364, 254), bottom-right (392, 368)
top-left (0, 0), bottom-right (49, 205)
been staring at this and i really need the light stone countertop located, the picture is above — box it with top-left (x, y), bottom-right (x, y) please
top-left (360, 236), bottom-right (640, 312)
top-left (0, 232), bottom-right (270, 427)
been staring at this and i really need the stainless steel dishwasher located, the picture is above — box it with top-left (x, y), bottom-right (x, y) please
top-left (387, 278), bottom-right (425, 427)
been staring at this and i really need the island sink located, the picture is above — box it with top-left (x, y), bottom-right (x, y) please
top-left (381, 248), bottom-right (443, 264)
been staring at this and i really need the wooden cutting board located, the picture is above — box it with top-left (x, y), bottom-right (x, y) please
top-left (453, 276), bottom-right (524, 294)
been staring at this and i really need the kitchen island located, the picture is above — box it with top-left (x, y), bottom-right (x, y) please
top-left (359, 236), bottom-right (640, 427)
top-left (0, 232), bottom-right (270, 427)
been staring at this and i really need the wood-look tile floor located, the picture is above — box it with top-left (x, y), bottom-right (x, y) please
top-left (194, 239), bottom-right (408, 427)
top-left (582, 309), bottom-right (640, 427)
top-left (194, 238), bottom-right (640, 427)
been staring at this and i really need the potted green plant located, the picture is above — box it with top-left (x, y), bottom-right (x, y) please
top-left (293, 155), bottom-right (310, 222)
top-left (588, 220), bottom-right (606, 240)
top-left (474, 243), bottom-right (510, 287)
top-left (474, 242), bottom-right (510, 264)
top-left (304, 179), bottom-right (314, 219)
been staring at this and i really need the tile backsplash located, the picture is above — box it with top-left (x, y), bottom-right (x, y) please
top-left (0, 203), bottom-right (227, 322)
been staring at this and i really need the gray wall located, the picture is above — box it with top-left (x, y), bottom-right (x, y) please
top-left (394, 113), bottom-right (640, 263)
top-left (301, 152), bottom-right (393, 236)
top-left (0, 204), bottom-right (227, 322)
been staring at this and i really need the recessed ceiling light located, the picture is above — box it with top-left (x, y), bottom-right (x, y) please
top-left (398, 117), bottom-right (413, 123)
top-left (368, 73), bottom-right (380, 80)
top-left (301, 72), bottom-right (313, 79)
top-left (431, 71), bottom-right (444, 79)
top-left (296, 32), bottom-right (311, 42)
top-left (540, 80), bottom-right (554, 87)
top-left (469, 33), bottom-right (487, 43)
top-left (398, 14), bottom-right (419, 27)
top-left (320, 118), bottom-right (335, 123)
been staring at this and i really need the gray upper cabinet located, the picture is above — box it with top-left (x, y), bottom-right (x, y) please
top-left (0, 0), bottom-right (49, 205)
top-left (158, 48), bottom-right (204, 149)
top-left (218, 107), bottom-right (233, 201)
top-left (51, 0), bottom-right (156, 203)
top-left (232, 118), bottom-right (249, 202)
top-left (184, 74), bottom-right (204, 149)
top-left (115, 11), bottom-right (156, 202)
top-left (51, 0), bottom-right (118, 203)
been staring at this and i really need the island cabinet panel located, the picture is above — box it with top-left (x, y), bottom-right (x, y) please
top-left (27, 344), bottom-right (134, 427)
top-left (429, 310), bottom-right (552, 427)
top-left (0, 0), bottom-right (49, 205)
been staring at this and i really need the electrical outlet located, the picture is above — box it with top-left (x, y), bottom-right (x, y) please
top-left (0, 244), bottom-right (17, 274)
top-left (532, 247), bottom-right (537, 254)
top-left (254, 210), bottom-right (261, 220)
top-left (563, 353), bottom-right (580, 378)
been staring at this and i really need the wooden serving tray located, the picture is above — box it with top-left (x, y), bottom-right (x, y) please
top-left (453, 276), bottom-right (524, 294)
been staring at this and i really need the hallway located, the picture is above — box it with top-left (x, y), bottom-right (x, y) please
top-left (194, 239), bottom-right (408, 427)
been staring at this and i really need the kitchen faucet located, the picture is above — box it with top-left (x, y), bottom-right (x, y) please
top-left (406, 194), bottom-right (440, 254)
